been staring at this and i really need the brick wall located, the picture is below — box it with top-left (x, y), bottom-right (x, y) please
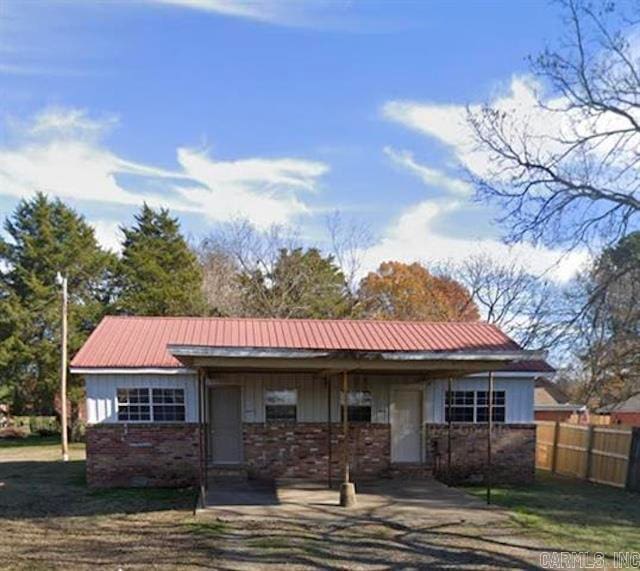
top-left (611, 412), bottom-right (640, 427)
top-left (535, 410), bottom-right (574, 423)
top-left (425, 423), bottom-right (535, 485)
top-left (86, 424), bottom-right (200, 488)
top-left (243, 422), bottom-right (390, 480)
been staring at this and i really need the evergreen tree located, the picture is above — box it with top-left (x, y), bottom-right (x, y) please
top-left (117, 204), bottom-right (206, 316)
top-left (0, 193), bottom-right (117, 414)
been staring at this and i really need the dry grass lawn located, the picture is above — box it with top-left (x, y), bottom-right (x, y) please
top-left (2, 437), bottom-right (549, 570)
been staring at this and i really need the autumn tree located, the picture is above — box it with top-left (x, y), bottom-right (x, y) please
top-left (358, 261), bottom-right (479, 321)
top-left (117, 204), bottom-right (206, 316)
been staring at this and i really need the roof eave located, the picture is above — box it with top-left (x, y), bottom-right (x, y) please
top-left (166, 344), bottom-right (546, 376)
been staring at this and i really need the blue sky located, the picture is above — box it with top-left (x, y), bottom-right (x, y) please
top-left (0, 0), bottom-right (586, 279)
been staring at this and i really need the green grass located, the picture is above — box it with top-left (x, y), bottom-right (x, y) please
top-left (0, 434), bottom-right (62, 448)
top-left (464, 471), bottom-right (640, 555)
top-left (183, 520), bottom-right (229, 536)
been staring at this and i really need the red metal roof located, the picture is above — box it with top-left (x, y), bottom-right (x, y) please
top-left (70, 316), bottom-right (551, 371)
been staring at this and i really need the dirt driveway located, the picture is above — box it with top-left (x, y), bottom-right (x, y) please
top-left (198, 478), bottom-right (549, 569)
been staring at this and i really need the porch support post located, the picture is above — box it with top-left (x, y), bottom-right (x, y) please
top-left (197, 368), bottom-right (207, 509)
top-left (447, 377), bottom-right (452, 482)
top-left (339, 370), bottom-right (356, 507)
top-left (486, 371), bottom-right (494, 505)
top-left (327, 374), bottom-right (332, 489)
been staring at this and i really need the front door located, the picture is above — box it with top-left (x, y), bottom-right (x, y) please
top-left (391, 389), bottom-right (422, 463)
top-left (209, 386), bottom-right (243, 464)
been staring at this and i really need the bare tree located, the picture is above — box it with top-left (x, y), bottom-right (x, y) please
top-left (445, 254), bottom-right (562, 349)
top-left (468, 0), bottom-right (640, 252)
top-left (198, 220), bottom-right (301, 317)
top-left (196, 245), bottom-right (244, 316)
top-left (325, 211), bottom-right (374, 297)
top-left (198, 220), bottom-right (354, 318)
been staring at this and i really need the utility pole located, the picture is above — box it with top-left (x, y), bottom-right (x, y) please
top-left (56, 272), bottom-right (69, 462)
top-left (486, 371), bottom-right (493, 505)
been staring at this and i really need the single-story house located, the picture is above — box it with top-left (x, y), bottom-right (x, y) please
top-left (534, 377), bottom-right (585, 423)
top-left (598, 394), bottom-right (640, 427)
top-left (70, 316), bottom-right (551, 493)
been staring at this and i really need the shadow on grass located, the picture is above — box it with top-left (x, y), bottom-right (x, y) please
top-left (463, 471), bottom-right (640, 553)
top-left (0, 459), bottom-right (196, 518)
top-left (0, 452), bottom-right (546, 569)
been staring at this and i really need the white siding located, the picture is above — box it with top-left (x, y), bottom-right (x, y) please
top-left (85, 373), bottom-right (198, 424)
top-left (84, 371), bottom-right (535, 425)
top-left (427, 375), bottom-right (535, 424)
top-left (207, 372), bottom-right (426, 423)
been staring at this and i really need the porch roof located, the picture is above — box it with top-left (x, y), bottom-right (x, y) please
top-left (71, 316), bottom-right (550, 377)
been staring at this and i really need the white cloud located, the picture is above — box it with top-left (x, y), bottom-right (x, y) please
top-left (152, 0), bottom-right (277, 21)
top-left (361, 199), bottom-right (588, 283)
top-left (149, 0), bottom-right (342, 27)
top-left (383, 75), bottom-right (640, 184)
top-left (27, 107), bottom-right (119, 140)
top-left (382, 76), bottom-right (566, 179)
top-left (0, 107), bottom-right (329, 248)
top-left (380, 76), bottom-right (600, 280)
top-left (92, 220), bottom-right (123, 253)
top-left (383, 146), bottom-right (471, 196)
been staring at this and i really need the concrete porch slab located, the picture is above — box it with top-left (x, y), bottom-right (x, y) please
top-left (198, 478), bottom-right (549, 569)
top-left (202, 478), bottom-right (505, 527)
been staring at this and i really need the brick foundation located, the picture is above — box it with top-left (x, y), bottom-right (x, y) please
top-left (243, 422), bottom-right (390, 480)
top-left (86, 424), bottom-right (200, 488)
top-left (425, 423), bottom-right (535, 484)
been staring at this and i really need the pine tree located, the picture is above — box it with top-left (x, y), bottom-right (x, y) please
top-left (0, 193), bottom-right (117, 414)
top-left (117, 204), bottom-right (206, 316)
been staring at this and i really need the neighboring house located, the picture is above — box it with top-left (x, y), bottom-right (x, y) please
top-left (534, 377), bottom-right (585, 423)
top-left (598, 394), bottom-right (640, 427)
top-left (70, 316), bottom-right (550, 490)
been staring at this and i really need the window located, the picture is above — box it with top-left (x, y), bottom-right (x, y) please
top-left (117, 388), bottom-right (186, 422)
top-left (342, 390), bottom-right (373, 422)
top-left (476, 390), bottom-right (506, 423)
top-left (445, 390), bottom-right (506, 423)
top-left (265, 389), bottom-right (297, 422)
top-left (117, 388), bottom-right (151, 422)
top-left (152, 388), bottom-right (186, 421)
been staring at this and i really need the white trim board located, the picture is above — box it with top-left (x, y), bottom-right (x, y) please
top-left (71, 367), bottom-right (194, 375)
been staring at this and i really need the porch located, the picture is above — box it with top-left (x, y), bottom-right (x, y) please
top-left (201, 477), bottom-right (488, 519)
top-left (202, 371), bottom-right (430, 481)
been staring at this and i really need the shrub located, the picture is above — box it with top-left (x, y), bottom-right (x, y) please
top-left (0, 426), bottom-right (28, 439)
top-left (10, 416), bottom-right (60, 436)
top-left (71, 419), bottom-right (86, 442)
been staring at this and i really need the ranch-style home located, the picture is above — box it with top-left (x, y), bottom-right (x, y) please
top-left (70, 316), bottom-right (553, 494)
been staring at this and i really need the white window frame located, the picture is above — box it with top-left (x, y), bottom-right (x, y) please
top-left (264, 388), bottom-right (298, 423)
top-left (445, 390), bottom-right (506, 423)
top-left (116, 387), bottom-right (186, 423)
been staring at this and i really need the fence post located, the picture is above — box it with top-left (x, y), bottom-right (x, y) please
top-left (584, 424), bottom-right (595, 482)
top-left (551, 422), bottom-right (560, 474)
top-left (626, 427), bottom-right (640, 492)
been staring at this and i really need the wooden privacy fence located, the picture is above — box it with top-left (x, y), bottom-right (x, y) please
top-left (536, 421), bottom-right (640, 491)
